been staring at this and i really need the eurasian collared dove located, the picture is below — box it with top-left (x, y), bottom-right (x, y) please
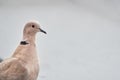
top-left (0, 20), bottom-right (46, 80)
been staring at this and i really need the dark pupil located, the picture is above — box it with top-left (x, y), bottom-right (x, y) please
top-left (32, 25), bottom-right (35, 28)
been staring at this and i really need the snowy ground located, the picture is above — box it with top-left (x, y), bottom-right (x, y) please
top-left (0, 0), bottom-right (120, 80)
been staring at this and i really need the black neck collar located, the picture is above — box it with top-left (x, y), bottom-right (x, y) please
top-left (20, 41), bottom-right (29, 45)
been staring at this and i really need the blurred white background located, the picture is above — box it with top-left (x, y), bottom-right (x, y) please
top-left (0, 0), bottom-right (120, 80)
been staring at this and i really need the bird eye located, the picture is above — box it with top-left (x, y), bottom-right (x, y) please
top-left (32, 25), bottom-right (35, 28)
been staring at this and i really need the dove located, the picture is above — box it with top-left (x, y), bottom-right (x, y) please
top-left (0, 20), bottom-right (46, 80)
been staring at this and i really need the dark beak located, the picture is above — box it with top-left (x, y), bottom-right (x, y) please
top-left (39, 28), bottom-right (47, 34)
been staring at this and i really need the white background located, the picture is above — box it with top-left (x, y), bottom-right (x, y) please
top-left (0, 0), bottom-right (120, 80)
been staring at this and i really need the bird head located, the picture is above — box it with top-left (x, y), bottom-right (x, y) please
top-left (24, 20), bottom-right (47, 36)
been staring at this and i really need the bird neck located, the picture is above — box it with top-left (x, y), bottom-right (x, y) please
top-left (23, 33), bottom-right (36, 44)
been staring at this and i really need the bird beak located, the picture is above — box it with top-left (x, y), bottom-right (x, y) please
top-left (39, 28), bottom-right (47, 34)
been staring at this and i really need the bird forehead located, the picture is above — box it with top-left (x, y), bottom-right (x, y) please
top-left (25, 20), bottom-right (40, 27)
top-left (28, 20), bottom-right (39, 24)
